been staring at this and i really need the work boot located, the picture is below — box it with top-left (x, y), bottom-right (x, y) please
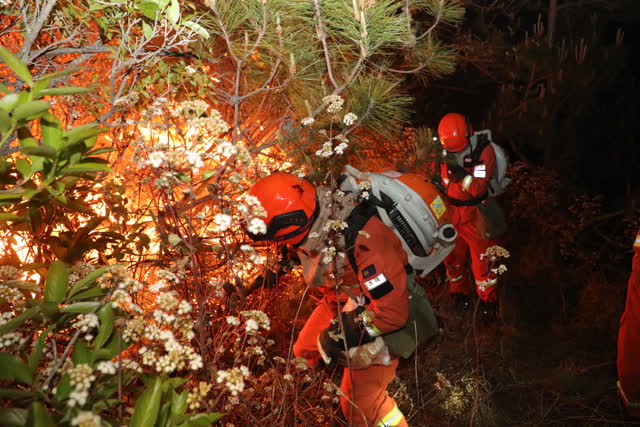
top-left (451, 293), bottom-right (473, 311)
top-left (478, 300), bottom-right (498, 323)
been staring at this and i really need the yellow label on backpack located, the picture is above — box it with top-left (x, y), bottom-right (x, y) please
top-left (430, 195), bottom-right (446, 219)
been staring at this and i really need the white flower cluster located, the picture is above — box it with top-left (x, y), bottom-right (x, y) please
top-left (0, 265), bottom-right (21, 281)
top-left (240, 244), bottom-right (262, 264)
top-left (216, 140), bottom-right (238, 159)
top-left (238, 194), bottom-right (268, 236)
top-left (96, 361), bottom-right (117, 375)
top-left (216, 366), bottom-right (250, 396)
top-left (214, 213), bottom-right (233, 232)
top-left (113, 92), bottom-right (139, 108)
top-left (315, 141), bottom-right (334, 158)
top-left (321, 246), bottom-right (337, 264)
top-left (491, 264), bottom-right (508, 275)
top-left (70, 411), bottom-right (102, 427)
top-left (67, 363), bottom-right (96, 407)
top-left (322, 220), bottom-right (348, 232)
top-left (343, 112), bottom-right (358, 126)
top-left (323, 94), bottom-right (344, 114)
top-left (239, 310), bottom-right (270, 334)
top-left (480, 245), bottom-right (511, 260)
top-left (69, 262), bottom-right (95, 284)
top-left (301, 117), bottom-right (315, 126)
top-left (145, 148), bottom-right (206, 174)
top-left (174, 99), bottom-right (210, 119)
top-left (187, 381), bottom-right (213, 410)
top-left (139, 330), bottom-right (203, 373)
top-left (75, 313), bottom-right (100, 341)
top-left (0, 331), bottom-right (24, 349)
top-left (226, 316), bottom-right (240, 326)
top-left (0, 284), bottom-right (22, 302)
top-left (246, 218), bottom-right (267, 236)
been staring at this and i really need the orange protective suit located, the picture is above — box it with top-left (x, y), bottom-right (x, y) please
top-left (434, 143), bottom-right (498, 302)
top-left (293, 204), bottom-right (410, 427)
top-left (617, 229), bottom-right (640, 417)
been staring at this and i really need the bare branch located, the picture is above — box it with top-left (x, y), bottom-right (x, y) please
top-left (313, 0), bottom-right (339, 90)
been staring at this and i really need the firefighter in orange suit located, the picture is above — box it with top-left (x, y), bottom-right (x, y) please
top-left (617, 228), bottom-right (640, 417)
top-left (431, 113), bottom-right (498, 315)
top-left (246, 172), bottom-right (413, 427)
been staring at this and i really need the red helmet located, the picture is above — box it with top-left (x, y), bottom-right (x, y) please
top-left (437, 113), bottom-right (472, 153)
top-left (246, 173), bottom-right (318, 245)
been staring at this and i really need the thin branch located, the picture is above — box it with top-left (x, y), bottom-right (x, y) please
top-left (18, 0), bottom-right (58, 61)
top-left (313, 0), bottom-right (339, 90)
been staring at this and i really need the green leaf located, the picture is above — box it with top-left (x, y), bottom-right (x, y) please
top-left (0, 408), bottom-right (28, 427)
top-left (94, 302), bottom-right (114, 348)
top-left (38, 87), bottom-right (92, 97)
top-left (0, 353), bottom-right (33, 385)
top-left (15, 157), bottom-right (32, 179)
top-left (69, 286), bottom-right (108, 301)
top-left (0, 93), bottom-right (20, 112)
top-left (68, 266), bottom-right (109, 297)
top-left (136, 2), bottom-right (161, 19)
top-left (28, 327), bottom-right (51, 372)
top-left (183, 20), bottom-right (210, 39)
top-left (55, 373), bottom-right (71, 400)
top-left (22, 145), bottom-right (57, 158)
top-left (0, 109), bottom-right (11, 133)
top-left (0, 388), bottom-right (39, 400)
top-left (0, 82), bottom-right (10, 95)
top-left (0, 306), bottom-right (39, 335)
top-left (86, 146), bottom-right (115, 156)
top-left (64, 123), bottom-right (105, 146)
top-left (0, 46), bottom-right (33, 86)
top-left (2, 280), bottom-right (40, 292)
top-left (41, 115), bottom-right (63, 149)
top-left (0, 213), bottom-right (21, 221)
top-left (181, 413), bottom-right (225, 426)
top-left (72, 339), bottom-right (92, 365)
top-left (142, 21), bottom-right (153, 40)
top-left (167, 0), bottom-right (179, 24)
top-left (171, 390), bottom-right (189, 418)
top-left (60, 301), bottom-right (100, 313)
top-left (60, 163), bottom-right (113, 175)
top-left (44, 260), bottom-right (68, 304)
top-left (12, 100), bottom-right (51, 122)
top-left (93, 330), bottom-right (128, 361)
top-left (201, 170), bottom-right (215, 181)
top-left (26, 402), bottom-right (54, 427)
top-left (130, 376), bottom-right (163, 427)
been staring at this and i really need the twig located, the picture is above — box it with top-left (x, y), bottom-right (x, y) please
top-left (313, 0), bottom-right (339, 90)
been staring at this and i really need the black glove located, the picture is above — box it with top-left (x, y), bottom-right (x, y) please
top-left (447, 164), bottom-right (468, 183)
top-left (317, 308), bottom-right (374, 365)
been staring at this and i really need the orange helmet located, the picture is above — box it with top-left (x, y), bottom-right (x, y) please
top-left (246, 173), bottom-right (318, 245)
top-left (437, 113), bottom-right (472, 153)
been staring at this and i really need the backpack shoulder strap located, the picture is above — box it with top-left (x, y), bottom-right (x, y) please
top-left (470, 133), bottom-right (491, 164)
top-left (342, 202), bottom-right (379, 274)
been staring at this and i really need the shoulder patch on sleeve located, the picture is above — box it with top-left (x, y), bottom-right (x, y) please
top-left (364, 273), bottom-right (394, 300)
top-left (362, 264), bottom-right (377, 279)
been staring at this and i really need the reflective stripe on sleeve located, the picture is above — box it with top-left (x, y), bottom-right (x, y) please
top-left (462, 174), bottom-right (473, 191)
top-left (363, 311), bottom-right (383, 337)
top-left (448, 274), bottom-right (464, 283)
top-left (376, 403), bottom-right (405, 427)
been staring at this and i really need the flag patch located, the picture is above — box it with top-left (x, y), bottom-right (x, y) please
top-left (362, 264), bottom-right (377, 279)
